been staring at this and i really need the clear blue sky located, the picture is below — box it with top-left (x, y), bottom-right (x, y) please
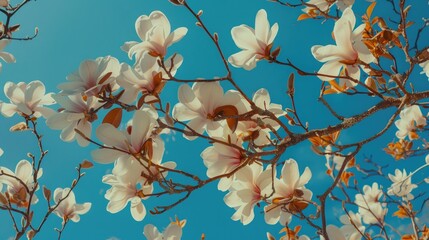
top-left (0, 0), bottom-right (428, 239)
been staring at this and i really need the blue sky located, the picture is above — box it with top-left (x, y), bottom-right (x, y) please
top-left (0, 0), bottom-right (428, 239)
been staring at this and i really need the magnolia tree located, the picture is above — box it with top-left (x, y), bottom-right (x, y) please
top-left (0, 0), bottom-right (428, 239)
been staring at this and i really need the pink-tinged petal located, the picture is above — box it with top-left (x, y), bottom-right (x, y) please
top-left (75, 120), bottom-right (91, 147)
top-left (177, 84), bottom-right (202, 112)
top-left (165, 27), bottom-right (188, 47)
top-left (264, 204), bottom-right (280, 225)
top-left (96, 123), bottom-right (128, 148)
top-left (39, 93), bottom-right (55, 106)
top-left (355, 40), bottom-right (375, 64)
top-left (235, 165), bottom-right (254, 184)
top-left (194, 82), bottom-right (223, 113)
top-left (311, 45), bottom-right (343, 62)
top-left (318, 61), bottom-right (343, 81)
top-left (16, 102), bottom-right (32, 115)
top-left (206, 121), bottom-right (223, 137)
top-left (0, 39), bottom-right (11, 50)
top-left (334, 8), bottom-right (355, 57)
top-left (164, 224), bottom-right (182, 238)
top-left (74, 202), bottom-right (91, 215)
top-left (135, 15), bottom-right (154, 40)
top-left (327, 225), bottom-right (346, 240)
top-left (172, 103), bottom-right (200, 121)
top-left (107, 199), bottom-right (128, 213)
top-left (341, 64), bottom-right (360, 87)
top-left (25, 81), bottom-right (45, 105)
top-left (149, 11), bottom-right (171, 35)
top-left (0, 52), bottom-right (15, 63)
top-left (253, 88), bottom-right (270, 109)
top-left (282, 159), bottom-right (299, 187)
top-left (4, 82), bottom-right (24, 103)
top-left (224, 191), bottom-right (242, 208)
top-left (15, 160), bottom-right (32, 181)
top-left (297, 167), bottom-right (312, 187)
top-left (128, 42), bottom-right (152, 59)
top-left (131, 201), bottom-right (146, 221)
top-left (121, 41), bottom-right (138, 53)
top-left (79, 60), bottom-right (98, 85)
top-left (60, 123), bottom-right (77, 142)
top-left (231, 25), bottom-right (259, 50)
top-left (46, 113), bottom-right (70, 130)
top-left (0, 103), bottom-right (17, 117)
top-left (228, 50), bottom-right (259, 70)
top-left (143, 224), bottom-right (161, 239)
top-left (184, 118), bottom-right (206, 140)
top-left (218, 177), bottom-right (233, 191)
top-left (164, 54), bottom-right (183, 75)
top-left (268, 23), bottom-right (279, 44)
top-left (279, 212), bottom-right (292, 225)
top-left (255, 9), bottom-right (269, 43)
top-left (33, 106), bottom-right (55, 118)
top-left (131, 110), bottom-right (152, 149)
top-left (91, 148), bottom-right (125, 164)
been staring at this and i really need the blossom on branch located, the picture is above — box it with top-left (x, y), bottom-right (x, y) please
top-left (0, 80), bottom-right (55, 118)
top-left (143, 218), bottom-right (186, 240)
top-left (0, 160), bottom-right (43, 207)
top-left (395, 105), bottom-right (426, 140)
top-left (118, 54), bottom-right (183, 104)
top-left (172, 82), bottom-right (246, 140)
top-left (53, 188), bottom-right (91, 224)
top-left (311, 8), bottom-right (375, 88)
top-left (224, 164), bottom-right (273, 225)
top-left (264, 159), bottom-right (312, 225)
top-left (354, 183), bottom-right (387, 225)
top-left (124, 11), bottom-right (188, 59)
top-left (201, 130), bottom-right (245, 191)
top-left (102, 159), bottom-right (153, 221)
top-left (339, 211), bottom-right (366, 240)
top-left (91, 108), bottom-right (165, 176)
top-left (387, 169), bottom-right (417, 200)
top-left (228, 9), bottom-right (278, 70)
top-left (58, 56), bottom-right (121, 97)
top-left (0, 39), bottom-right (15, 72)
top-left (46, 94), bottom-right (101, 147)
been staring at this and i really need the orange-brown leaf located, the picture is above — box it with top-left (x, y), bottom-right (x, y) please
top-left (366, 1), bottom-right (376, 19)
top-left (214, 105), bottom-right (239, 132)
top-left (297, 13), bottom-right (312, 21)
top-left (103, 108), bottom-right (123, 128)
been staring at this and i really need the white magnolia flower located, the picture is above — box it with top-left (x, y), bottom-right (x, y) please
top-left (0, 39), bottom-right (15, 72)
top-left (143, 220), bottom-right (185, 240)
top-left (92, 109), bottom-right (165, 175)
top-left (58, 56), bottom-right (120, 97)
top-left (0, 81), bottom-right (55, 118)
top-left (46, 94), bottom-right (101, 147)
top-left (387, 169), bottom-right (417, 200)
top-left (395, 105), bottom-right (426, 140)
top-left (103, 159), bottom-right (153, 221)
top-left (201, 130), bottom-right (244, 191)
top-left (320, 225), bottom-right (347, 240)
top-left (340, 211), bottom-right (366, 240)
top-left (172, 82), bottom-right (246, 140)
top-left (0, 160), bottom-right (43, 207)
top-left (311, 8), bottom-right (375, 87)
top-left (53, 188), bottom-right (91, 224)
top-left (228, 9), bottom-right (278, 70)
top-left (224, 164), bottom-right (273, 225)
top-left (236, 88), bottom-right (284, 146)
top-left (124, 11), bottom-right (188, 59)
top-left (118, 54), bottom-right (183, 104)
top-left (354, 183), bottom-right (387, 225)
top-left (264, 159), bottom-right (312, 225)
